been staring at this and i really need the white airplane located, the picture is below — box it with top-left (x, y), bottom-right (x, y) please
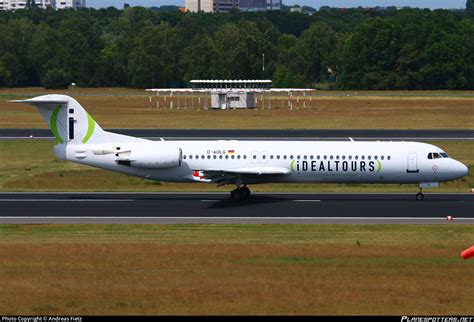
top-left (14, 94), bottom-right (468, 201)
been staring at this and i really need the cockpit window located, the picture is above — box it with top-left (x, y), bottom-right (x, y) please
top-left (428, 152), bottom-right (446, 159)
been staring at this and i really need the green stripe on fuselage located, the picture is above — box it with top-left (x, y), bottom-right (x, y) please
top-left (82, 113), bottom-right (95, 144)
top-left (50, 105), bottom-right (64, 144)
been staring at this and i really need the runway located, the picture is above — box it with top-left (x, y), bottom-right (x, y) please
top-left (0, 129), bottom-right (473, 141)
top-left (1, 192), bottom-right (473, 224)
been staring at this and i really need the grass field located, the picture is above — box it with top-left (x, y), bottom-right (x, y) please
top-left (0, 224), bottom-right (473, 315)
top-left (0, 139), bottom-right (472, 192)
top-left (0, 87), bottom-right (473, 129)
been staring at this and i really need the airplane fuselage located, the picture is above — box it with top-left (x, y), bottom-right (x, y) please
top-left (14, 95), bottom-right (469, 201)
top-left (58, 140), bottom-right (468, 185)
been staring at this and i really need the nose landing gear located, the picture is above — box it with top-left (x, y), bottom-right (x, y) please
top-left (230, 186), bottom-right (251, 202)
top-left (415, 187), bottom-right (424, 200)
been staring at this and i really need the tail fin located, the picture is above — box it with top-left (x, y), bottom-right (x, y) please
top-left (12, 94), bottom-right (109, 145)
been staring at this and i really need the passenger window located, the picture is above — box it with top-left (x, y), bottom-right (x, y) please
top-left (355, 156), bottom-right (358, 160)
top-left (277, 155), bottom-right (280, 159)
top-left (237, 155), bottom-right (241, 159)
top-left (361, 156), bottom-right (365, 160)
top-left (283, 155), bottom-right (287, 160)
top-left (189, 155), bottom-right (193, 159)
top-left (195, 155), bottom-right (199, 159)
top-left (388, 156), bottom-right (391, 160)
top-left (290, 155), bottom-right (294, 159)
top-left (317, 155), bottom-right (321, 160)
top-left (297, 155), bottom-right (300, 160)
top-left (342, 155), bottom-right (345, 160)
top-left (253, 155), bottom-right (257, 159)
top-left (330, 155), bottom-right (333, 160)
top-left (381, 156), bottom-right (384, 160)
top-left (374, 156), bottom-right (377, 160)
top-left (219, 155), bottom-right (223, 159)
top-left (368, 156), bottom-right (371, 160)
top-left (349, 156), bottom-right (352, 160)
top-left (310, 155), bottom-right (314, 160)
top-left (324, 155), bottom-right (327, 160)
top-left (336, 155), bottom-right (339, 160)
top-left (270, 155), bottom-right (273, 159)
top-left (231, 155), bottom-right (235, 159)
top-left (201, 155), bottom-right (205, 159)
top-left (243, 155), bottom-right (247, 159)
top-left (183, 155), bottom-right (187, 159)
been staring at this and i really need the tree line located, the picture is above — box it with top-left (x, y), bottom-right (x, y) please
top-left (0, 7), bottom-right (472, 90)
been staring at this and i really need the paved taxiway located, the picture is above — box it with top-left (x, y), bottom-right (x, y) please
top-left (1, 192), bottom-right (472, 224)
top-left (1, 129), bottom-right (473, 141)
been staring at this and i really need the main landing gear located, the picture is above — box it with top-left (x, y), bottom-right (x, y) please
top-left (230, 186), bottom-right (251, 202)
top-left (416, 187), bottom-right (424, 201)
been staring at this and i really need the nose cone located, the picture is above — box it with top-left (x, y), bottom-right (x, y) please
top-left (453, 161), bottom-right (468, 180)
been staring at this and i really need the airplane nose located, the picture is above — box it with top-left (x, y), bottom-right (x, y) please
top-left (454, 161), bottom-right (468, 179)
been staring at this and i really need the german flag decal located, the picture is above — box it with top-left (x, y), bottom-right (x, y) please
top-left (228, 150), bottom-right (235, 154)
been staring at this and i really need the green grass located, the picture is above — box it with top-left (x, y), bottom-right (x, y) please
top-left (1, 87), bottom-right (473, 129)
top-left (0, 224), bottom-right (473, 315)
top-left (0, 139), bottom-right (472, 192)
top-left (0, 224), bottom-right (473, 244)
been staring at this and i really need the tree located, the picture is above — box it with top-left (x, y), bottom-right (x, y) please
top-left (272, 64), bottom-right (304, 88)
top-left (212, 21), bottom-right (274, 79)
top-left (0, 61), bottom-right (10, 86)
top-left (127, 23), bottom-right (180, 88)
top-left (180, 34), bottom-right (217, 81)
top-left (339, 18), bottom-right (388, 89)
top-left (42, 68), bottom-right (73, 89)
top-left (294, 21), bottom-right (338, 85)
top-left (467, 0), bottom-right (474, 16)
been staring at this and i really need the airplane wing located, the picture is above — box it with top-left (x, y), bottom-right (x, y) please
top-left (192, 167), bottom-right (290, 185)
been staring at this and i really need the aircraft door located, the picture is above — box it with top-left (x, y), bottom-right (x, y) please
top-left (407, 153), bottom-right (419, 173)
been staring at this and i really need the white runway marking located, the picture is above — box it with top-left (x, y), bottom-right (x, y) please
top-left (0, 199), bottom-right (134, 202)
top-left (1, 216), bottom-right (473, 220)
top-left (200, 200), bottom-right (321, 202)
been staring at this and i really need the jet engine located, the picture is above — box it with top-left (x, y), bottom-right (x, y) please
top-left (116, 147), bottom-right (182, 169)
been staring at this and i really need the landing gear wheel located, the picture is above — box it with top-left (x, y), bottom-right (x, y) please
top-left (230, 189), bottom-right (243, 202)
top-left (416, 192), bottom-right (424, 201)
top-left (240, 186), bottom-right (251, 200)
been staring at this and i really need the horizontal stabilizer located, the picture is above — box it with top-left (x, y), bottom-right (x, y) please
top-left (10, 95), bottom-right (69, 105)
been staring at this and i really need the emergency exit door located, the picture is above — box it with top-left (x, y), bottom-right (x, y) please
top-left (407, 153), bottom-right (419, 173)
